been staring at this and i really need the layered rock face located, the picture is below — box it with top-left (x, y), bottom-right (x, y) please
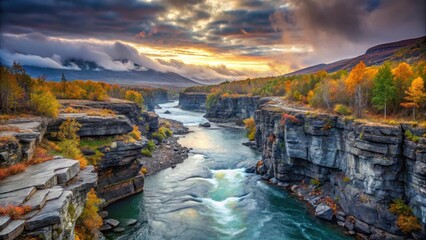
top-left (47, 114), bottom-right (133, 139)
top-left (141, 89), bottom-right (169, 111)
top-left (254, 98), bottom-right (426, 238)
top-left (204, 95), bottom-right (260, 123)
top-left (178, 92), bottom-right (207, 112)
top-left (0, 158), bottom-right (97, 240)
top-left (50, 100), bottom-right (154, 205)
top-left (96, 140), bottom-right (146, 205)
top-left (0, 118), bottom-right (49, 167)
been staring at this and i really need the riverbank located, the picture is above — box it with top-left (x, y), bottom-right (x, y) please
top-left (104, 100), bottom-right (353, 240)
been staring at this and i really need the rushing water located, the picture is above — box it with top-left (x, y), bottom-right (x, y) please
top-left (105, 101), bottom-right (352, 240)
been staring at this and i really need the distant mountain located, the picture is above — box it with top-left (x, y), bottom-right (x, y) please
top-left (287, 36), bottom-right (426, 76)
top-left (1, 58), bottom-right (202, 88)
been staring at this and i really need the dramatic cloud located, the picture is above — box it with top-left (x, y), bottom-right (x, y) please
top-left (0, 0), bottom-right (424, 81)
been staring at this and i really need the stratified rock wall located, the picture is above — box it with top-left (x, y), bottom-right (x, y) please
top-left (254, 98), bottom-right (426, 238)
top-left (204, 95), bottom-right (260, 123)
top-left (178, 92), bottom-right (207, 112)
top-left (0, 158), bottom-right (97, 240)
top-left (96, 140), bottom-right (147, 205)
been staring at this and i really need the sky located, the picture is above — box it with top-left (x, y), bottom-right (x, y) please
top-left (0, 0), bottom-right (425, 82)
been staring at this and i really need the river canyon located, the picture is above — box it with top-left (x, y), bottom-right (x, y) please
top-left (105, 101), bottom-right (351, 240)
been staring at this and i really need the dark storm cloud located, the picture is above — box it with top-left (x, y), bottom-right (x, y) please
top-left (0, 0), bottom-right (165, 39)
top-left (0, 0), bottom-right (424, 79)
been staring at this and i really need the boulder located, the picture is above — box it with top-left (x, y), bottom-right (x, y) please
top-left (164, 110), bottom-right (172, 114)
top-left (199, 122), bottom-right (211, 127)
top-left (105, 219), bottom-right (120, 228)
top-left (315, 203), bottom-right (333, 221)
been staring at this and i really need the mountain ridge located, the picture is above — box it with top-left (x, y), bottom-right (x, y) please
top-left (286, 36), bottom-right (426, 76)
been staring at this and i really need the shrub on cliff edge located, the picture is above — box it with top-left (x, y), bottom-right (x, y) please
top-left (76, 189), bottom-right (103, 240)
top-left (243, 117), bottom-right (256, 141)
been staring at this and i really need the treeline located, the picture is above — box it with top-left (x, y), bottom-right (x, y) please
top-left (187, 61), bottom-right (426, 120)
top-left (0, 62), bottom-right (152, 118)
top-left (0, 62), bottom-right (60, 117)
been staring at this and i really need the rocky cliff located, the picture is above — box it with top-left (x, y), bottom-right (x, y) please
top-left (254, 98), bottom-right (426, 239)
top-left (178, 92), bottom-right (207, 112)
top-left (95, 140), bottom-right (146, 205)
top-left (204, 95), bottom-right (260, 123)
top-left (47, 100), bottom-right (151, 206)
top-left (1, 117), bottom-right (49, 167)
top-left (0, 158), bottom-right (97, 240)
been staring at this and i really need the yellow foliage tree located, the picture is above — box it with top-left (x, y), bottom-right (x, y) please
top-left (30, 86), bottom-right (60, 118)
top-left (401, 77), bottom-right (426, 119)
top-left (125, 90), bottom-right (144, 108)
top-left (76, 188), bottom-right (103, 240)
top-left (345, 61), bottom-right (367, 118)
top-left (56, 118), bottom-right (87, 168)
top-left (243, 117), bottom-right (256, 141)
top-left (393, 62), bottom-right (414, 107)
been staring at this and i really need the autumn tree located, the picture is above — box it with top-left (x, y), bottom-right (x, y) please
top-left (30, 85), bottom-right (60, 118)
top-left (345, 61), bottom-right (368, 118)
top-left (0, 67), bottom-right (24, 113)
top-left (392, 62), bottom-right (414, 109)
top-left (125, 90), bottom-right (144, 108)
top-left (372, 63), bottom-right (396, 118)
top-left (75, 188), bottom-right (103, 240)
top-left (401, 77), bottom-right (426, 119)
top-left (61, 72), bottom-right (67, 96)
top-left (10, 61), bottom-right (32, 108)
top-left (56, 118), bottom-right (87, 168)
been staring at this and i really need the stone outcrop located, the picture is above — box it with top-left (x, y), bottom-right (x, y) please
top-left (204, 95), bottom-right (260, 123)
top-left (254, 97), bottom-right (426, 239)
top-left (178, 92), bottom-right (207, 112)
top-left (59, 99), bottom-right (141, 124)
top-left (0, 117), bottom-right (49, 167)
top-left (95, 140), bottom-right (147, 205)
top-left (0, 158), bottom-right (97, 240)
top-left (47, 113), bottom-right (133, 139)
top-left (140, 88), bottom-right (169, 111)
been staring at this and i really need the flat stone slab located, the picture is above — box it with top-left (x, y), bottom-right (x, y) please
top-left (0, 217), bottom-right (11, 231)
top-left (0, 220), bottom-right (24, 240)
top-left (0, 187), bottom-right (36, 206)
top-left (112, 227), bottom-right (125, 233)
top-left (0, 158), bottom-right (79, 195)
top-left (126, 219), bottom-right (137, 226)
top-left (46, 187), bottom-right (63, 201)
top-left (105, 219), bottom-right (120, 228)
top-left (24, 191), bottom-right (72, 231)
top-left (99, 224), bottom-right (112, 231)
top-left (23, 189), bottom-right (49, 210)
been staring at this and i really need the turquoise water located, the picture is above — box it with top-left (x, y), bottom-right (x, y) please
top-left (105, 101), bottom-right (351, 240)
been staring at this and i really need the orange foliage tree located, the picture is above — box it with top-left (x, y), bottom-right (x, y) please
top-left (401, 77), bottom-right (426, 119)
top-left (345, 61), bottom-right (367, 118)
top-left (75, 188), bottom-right (103, 240)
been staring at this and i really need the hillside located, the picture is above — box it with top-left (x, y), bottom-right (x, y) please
top-left (287, 36), bottom-right (426, 76)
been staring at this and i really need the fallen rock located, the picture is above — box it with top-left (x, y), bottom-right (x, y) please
top-left (126, 219), bottom-right (137, 226)
top-left (99, 211), bottom-right (108, 219)
top-left (315, 203), bottom-right (333, 221)
top-left (99, 224), bottom-right (112, 232)
top-left (105, 219), bottom-right (120, 228)
top-left (354, 219), bottom-right (371, 235)
top-left (245, 166), bottom-right (256, 173)
top-left (199, 122), bottom-right (211, 127)
top-left (113, 227), bottom-right (125, 233)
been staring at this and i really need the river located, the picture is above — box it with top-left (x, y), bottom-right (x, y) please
top-left (105, 101), bottom-right (351, 240)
